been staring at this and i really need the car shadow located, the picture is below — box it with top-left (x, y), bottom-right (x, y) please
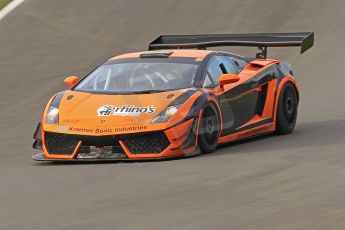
top-left (200, 118), bottom-right (345, 158)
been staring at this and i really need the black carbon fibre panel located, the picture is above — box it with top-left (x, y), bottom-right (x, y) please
top-left (50, 91), bottom-right (65, 108)
top-left (169, 89), bottom-right (197, 106)
top-left (219, 65), bottom-right (277, 136)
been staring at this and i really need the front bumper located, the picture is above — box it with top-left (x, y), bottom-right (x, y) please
top-left (33, 118), bottom-right (199, 161)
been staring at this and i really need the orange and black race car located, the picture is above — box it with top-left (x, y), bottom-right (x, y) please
top-left (32, 32), bottom-right (314, 161)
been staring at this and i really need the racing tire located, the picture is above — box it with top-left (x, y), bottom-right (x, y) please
top-left (198, 104), bottom-right (220, 153)
top-left (276, 82), bottom-right (298, 135)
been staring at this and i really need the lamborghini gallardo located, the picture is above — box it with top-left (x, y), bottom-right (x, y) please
top-left (32, 32), bottom-right (314, 161)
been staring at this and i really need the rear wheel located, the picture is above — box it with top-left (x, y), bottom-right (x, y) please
top-left (276, 82), bottom-right (298, 134)
top-left (198, 105), bottom-right (220, 153)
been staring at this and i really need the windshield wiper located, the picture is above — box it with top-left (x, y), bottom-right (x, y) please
top-left (130, 90), bottom-right (165, 94)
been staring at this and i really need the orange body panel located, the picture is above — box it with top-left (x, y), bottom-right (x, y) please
top-left (40, 87), bottom-right (202, 159)
top-left (43, 89), bottom-right (194, 136)
top-left (119, 118), bottom-right (197, 159)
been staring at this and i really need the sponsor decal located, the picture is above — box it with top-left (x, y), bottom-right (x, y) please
top-left (69, 127), bottom-right (93, 133)
top-left (57, 126), bottom-right (69, 131)
top-left (94, 126), bottom-right (148, 134)
top-left (113, 126), bottom-right (147, 132)
top-left (97, 105), bottom-right (156, 117)
top-left (65, 126), bottom-right (148, 134)
top-left (95, 128), bottom-right (113, 134)
top-left (62, 119), bottom-right (80, 123)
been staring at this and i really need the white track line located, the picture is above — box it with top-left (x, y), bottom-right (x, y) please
top-left (0, 0), bottom-right (25, 21)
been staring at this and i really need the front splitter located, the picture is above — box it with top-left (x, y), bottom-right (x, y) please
top-left (32, 152), bottom-right (200, 162)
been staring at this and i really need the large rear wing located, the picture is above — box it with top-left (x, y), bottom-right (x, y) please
top-left (148, 32), bottom-right (314, 59)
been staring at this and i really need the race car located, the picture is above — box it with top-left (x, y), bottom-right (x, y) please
top-left (32, 32), bottom-right (314, 161)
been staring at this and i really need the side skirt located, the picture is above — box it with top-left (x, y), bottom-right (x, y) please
top-left (218, 122), bottom-right (275, 144)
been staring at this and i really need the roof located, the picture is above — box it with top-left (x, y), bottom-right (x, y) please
top-left (110, 49), bottom-right (212, 60)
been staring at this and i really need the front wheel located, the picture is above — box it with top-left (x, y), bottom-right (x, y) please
top-left (198, 104), bottom-right (220, 153)
top-left (276, 82), bottom-right (298, 134)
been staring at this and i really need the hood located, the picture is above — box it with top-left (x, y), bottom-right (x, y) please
top-left (57, 89), bottom-right (189, 128)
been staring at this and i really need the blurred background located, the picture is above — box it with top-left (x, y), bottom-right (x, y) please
top-left (0, 0), bottom-right (345, 229)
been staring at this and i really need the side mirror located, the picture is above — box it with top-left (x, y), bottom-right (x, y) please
top-left (64, 76), bottom-right (80, 87)
top-left (219, 74), bottom-right (240, 87)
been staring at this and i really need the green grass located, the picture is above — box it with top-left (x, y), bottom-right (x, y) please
top-left (0, 0), bottom-right (12, 10)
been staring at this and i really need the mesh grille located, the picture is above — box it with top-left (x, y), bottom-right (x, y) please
top-left (44, 131), bottom-right (170, 156)
top-left (44, 132), bottom-right (79, 155)
top-left (123, 132), bottom-right (170, 154)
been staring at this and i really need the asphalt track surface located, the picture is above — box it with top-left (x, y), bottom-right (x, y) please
top-left (1, 0), bottom-right (345, 229)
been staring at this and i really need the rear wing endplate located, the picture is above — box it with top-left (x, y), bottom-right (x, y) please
top-left (148, 32), bottom-right (314, 59)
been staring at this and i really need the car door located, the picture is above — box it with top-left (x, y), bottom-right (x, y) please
top-left (203, 55), bottom-right (266, 137)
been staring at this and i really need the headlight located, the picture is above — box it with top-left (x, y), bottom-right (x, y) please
top-left (165, 106), bottom-right (179, 117)
top-left (151, 105), bottom-right (181, 123)
top-left (46, 106), bottom-right (59, 124)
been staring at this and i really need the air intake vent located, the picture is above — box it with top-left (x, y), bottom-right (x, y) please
top-left (44, 132), bottom-right (79, 155)
top-left (123, 132), bottom-right (170, 154)
top-left (140, 50), bottom-right (173, 58)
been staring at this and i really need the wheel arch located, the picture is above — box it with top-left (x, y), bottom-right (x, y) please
top-left (196, 96), bottom-right (222, 141)
top-left (196, 96), bottom-right (222, 153)
top-left (274, 76), bottom-right (299, 123)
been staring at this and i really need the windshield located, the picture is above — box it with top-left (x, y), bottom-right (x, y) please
top-left (74, 58), bottom-right (200, 94)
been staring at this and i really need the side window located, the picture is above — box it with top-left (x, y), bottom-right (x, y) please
top-left (233, 58), bottom-right (248, 70)
top-left (222, 57), bottom-right (238, 74)
top-left (203, 73), bottom-right (213, 88)
top-left (207, 56), bottom-right (224, 85)
top-left (204, 55), bottom-right (239, 86)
